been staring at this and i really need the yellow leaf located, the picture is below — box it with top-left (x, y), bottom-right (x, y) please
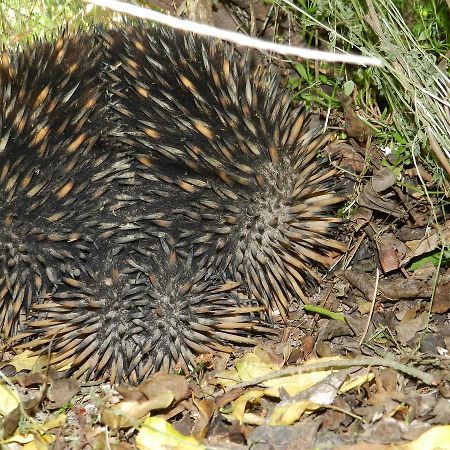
top-left (340, 373), bottom-right (375, 393)
top-left (43, 413), bottom-right (66, 431)
top-left (215, 368), bottom-right (240, 388)
top-left (228, 390), bottom-right (265, 424)
top-left (102, 388), bottom-right (174, 429)
top-left (403, 425), bottom-right (450, 450)
top-left (136, 416), bottom-right (204, 450)
top-left (262, 357), bottom-right (343, 398)
top-left (22, 440), bottom-right (49, 450)
top-left (7, 431), bottom-right (54, 450)
top-left (9, 351), bottom-right (45, 372)
top-left (21, 433), bottom-right (54, 450)
top-left (253, 346), bottom-right (283, 368)
top-left (269, 400), bottom-right (319, 426)
top-left (0, 382), bottom-right (20, 416)
top-left (263, 369), bottom-right (332, 398)
top-left (235, 352), bottom-right (279, 381)
top-left (4, 433), bottom-right (35, 444)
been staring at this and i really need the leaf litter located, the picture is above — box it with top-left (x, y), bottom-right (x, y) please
top-left (1, 135), bottom-right (450, 448)
top-left (1, 8), bottom-right (449, 449)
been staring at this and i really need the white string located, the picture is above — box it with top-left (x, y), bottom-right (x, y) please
top-left (84, 0), bottom-right (382, 67)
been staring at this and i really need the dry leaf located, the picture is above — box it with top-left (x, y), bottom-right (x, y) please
top-left (269, 400), bottom-right (319, 426)
top-left (139, 373), bottom-right (190, 404)
top-left (101, 390), bottom-right (174, 429)
top-left (136, 416), bottom-right (204, 450)
top-left (47, 378), bottom-right (80, 409)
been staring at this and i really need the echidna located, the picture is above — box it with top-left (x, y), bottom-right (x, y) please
top-left (1, 24), bottom-right (344, 383)
top-left (105, 25), bottom-right (346, 318)
top-left (0, 33), bottom-right (107, 337)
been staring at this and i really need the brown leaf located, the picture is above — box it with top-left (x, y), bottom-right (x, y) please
top-left (372, 168), bottom-right (397, 193)
top-left (395, 312), bottom-right (429, 345)
top-left (337, 270), bottom-right (432, 300)
top-left (401, 221), bottom-right (450, 266)
top-left (216, 387), bottom-right (245, 409)
top-left (433, 279), bottom-right (450, 314)
top-left (139, 373), bottom-right (190, 404)
top-left (15, 372), bottom-right (48, 388)
top-left (115, 385), bottom-right (146, 402)
top-left (376, 368), bottom-right (398, 393)
top-left (358, 181), bottom-right (405, 218)
top-left (327, 142), bottom-right (366, 173)
top-left (192, 398), bottom-right (216, 441)
top-left (351, 207), bottom-right (373, 230)
top-left (1, 406), bottom-right (21, 439)
top-left (377, 233), bottom-right (407, 273)
top-left (47, 377), bottom-right (80, 409)
top-left (339, 94), bottom-right (372, 141)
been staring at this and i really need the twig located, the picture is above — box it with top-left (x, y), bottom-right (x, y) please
top-left (426, 127), bottom-right (450, 179)
top-left (221, 356), bottom-right (438, 389)
top-left (359, 268), bottom-right (379, 345)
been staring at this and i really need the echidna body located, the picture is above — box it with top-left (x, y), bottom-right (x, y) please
top-left (106, 25), bottom-right (346, 317)
top-left (21, 245), bottom-right (267, 383)
top-left (1, 25), bottom-right (344, 383)
top-left (0, 33), bottom-right (107, 336)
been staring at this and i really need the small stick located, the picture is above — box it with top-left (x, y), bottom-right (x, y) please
top-left (359, 267), bottom-right (379, 345)
top-left (221, 356), bottom-right (438, 390)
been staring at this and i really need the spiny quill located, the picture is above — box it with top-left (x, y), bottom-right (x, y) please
top-left (106, 24), bottom-right (346, 320)
top-left (1, 24), bottom-right (345, 382)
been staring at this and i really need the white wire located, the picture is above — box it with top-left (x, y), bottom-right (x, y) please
top-left (84, 0), bottom-right (382, 67)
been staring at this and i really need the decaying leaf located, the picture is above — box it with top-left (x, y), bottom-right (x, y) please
top-left (337, 270), bottom-right (432, 300)
top-left (101, 391), bottom-right (174, 429)
top-left (5, 351), bottom-right (46, 372)
top-left (401, 222), bottom-right (450, 266)
top-left (358, 178), bottom-right (405, 218)
top-left (136, 416), bottom-right (204, 450)
top-left (269, 400), bottom-right (319, 426)
top-left (0, 383), bottom-right (20, 416)
top-left (47, 378), bottom-right (80, 409)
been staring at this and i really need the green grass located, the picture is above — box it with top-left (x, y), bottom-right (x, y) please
top-left (0, 0), bottom-right (113, 48)
top-left (280, 0), bottom-right (449, 189)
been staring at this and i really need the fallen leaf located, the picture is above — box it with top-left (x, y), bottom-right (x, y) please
top-left (433, 281), bottom-right (450, 314)
top-left (340, 373), bottom-right (375, 393)
top-left (372, 168), bottom-right (397, 193)
top-left (395, 311), bottom-right (429, 345)
top-left (138, 373), bottom-right (190, 404)
top-left (0, 383), bottom-right (20, 415)
top-left (262, 366), bottom-right (334, 398)
top-left (47, 378), bottom-right (80, 409)
top-left (101, 390), bottom-right (174, 429)
top-left (377, 233), bottom-right (407, 273)
top-left (235, 351), bottom-right (281, 382)
top-left (401, 223), bottom-right (450, 266)
top-left (337, 270), bottom-right (432, 300)
top-left (227, 390), bottom-right (265, 424)
top-left (215, 368), bottom-right (240, 389)
top-left (339, 94), bottom-right (372, 141)
top-left (191, 398), bottom-right (215, 441)
top-left (8, 351), bottom-right (45, 372)
top-left (404, 425), bottom-right (450, 450)
top-left (358, 180), bottom-right (405, 218)
top-left (269, 400), bottom-right (319, 426)
top-left (136, 416), bottom-right (204, 450)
